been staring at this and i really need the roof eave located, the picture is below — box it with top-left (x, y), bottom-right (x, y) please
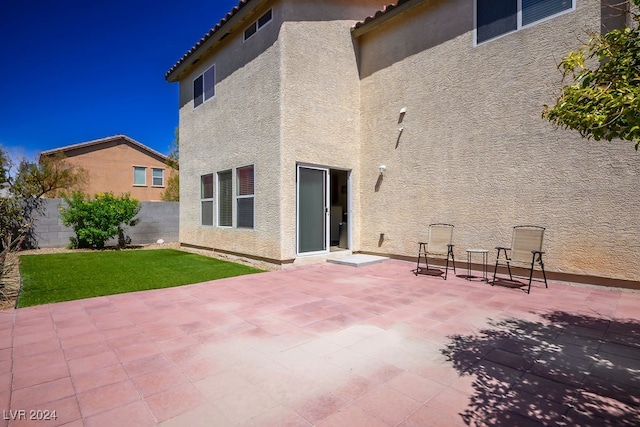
top-left (40, 135), bottom-right (167, 162)
top-left (352, 0), bottom-right (425, 38)
top-left (165, 0), bottom-right (263, 83)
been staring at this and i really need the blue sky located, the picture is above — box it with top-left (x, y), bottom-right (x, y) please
top-left (0, 0), bottom-right (239, 160)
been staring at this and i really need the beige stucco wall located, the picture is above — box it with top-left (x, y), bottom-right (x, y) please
top-left (356, 0), bottom-right (640, 281)
top-left (278, 0), bottom-right (391, 260)
top-left (56, 140), bottom-right (169, 201)
top-left (178, 1), bottom-right (284, 261)
top-left (177, 0), bottom-right (390, 262)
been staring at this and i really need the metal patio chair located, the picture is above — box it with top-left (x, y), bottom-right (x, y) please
top-left (492, 225), bottom-right (548, 294)
top-left (416, 223), bottom-right (456, 280)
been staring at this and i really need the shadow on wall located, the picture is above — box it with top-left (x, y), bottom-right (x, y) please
top-left (442, 311), bottom-right (640, 426)
top-left (354, 0), bottom-right (473, 79)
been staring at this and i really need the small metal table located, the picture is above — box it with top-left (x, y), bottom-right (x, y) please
top-left (465, 249), bottom-right (489, 282)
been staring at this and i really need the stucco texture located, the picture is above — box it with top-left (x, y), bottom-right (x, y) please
top-left (177, 0), bottom-right (392, 263)
top-left (356, 0), bottom-right (640, 281)
top-left (174, 0), bottom-right (639, 283)
top-left (178, 1), bottom-right (284, 261)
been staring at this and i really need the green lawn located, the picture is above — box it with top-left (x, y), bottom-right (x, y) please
top-left (18, 249), bottom-right (264, 307)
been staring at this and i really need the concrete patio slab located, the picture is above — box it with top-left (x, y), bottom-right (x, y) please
top-left (1, 259), bottom-right (639, 426)
top-left (327, 254), bottom-right (389, 267)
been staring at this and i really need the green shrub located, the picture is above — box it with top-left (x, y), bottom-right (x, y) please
top-left (60, 191), bottom-right (141, 249)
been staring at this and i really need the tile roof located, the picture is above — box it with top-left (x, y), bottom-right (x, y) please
top-left (165, 0), bottom-right (417, 81)
top-left (352, 0), bottom-right (414, 32)
top-left (165, 0), bottom-right (255, 81)
top-left (40, 135), bottom-right (167, 161)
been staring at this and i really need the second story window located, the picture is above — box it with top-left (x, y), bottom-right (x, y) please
top-left (133, 166), bottom-right (146, 186)
top-left (152, 168), bottom-right (164, 186)
top-left (193, 65), bottom-right (215, 108)
top-left (244, 9), bottom-right (273, 41)
top-left (476, 0), bottom-right (574, 44)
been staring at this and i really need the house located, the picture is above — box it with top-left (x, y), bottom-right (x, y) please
top-left (40, 135), bottom-right (172, 202)
top-left (165, 0), bottom-right (640, 286)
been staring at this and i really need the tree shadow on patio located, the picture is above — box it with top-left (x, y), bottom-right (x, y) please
top-left (441, 311), bottom-right (640, 426)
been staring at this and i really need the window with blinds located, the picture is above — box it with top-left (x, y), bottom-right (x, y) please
top-left (133, 167), bottom-right (146, 186)
top-left (236, 165), bottom-right (254, 229)
top-left (152, 168), bottom-right (164, 187)
top-left (476, 0), bottom-right (574, 44)
top-left (201, 174), bottom-right (214, 226)
top-left (218, 170), bottom-right (232, 227)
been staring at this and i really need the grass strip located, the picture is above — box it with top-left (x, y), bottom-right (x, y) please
top-left (18, 249), bottom-right (263, 307)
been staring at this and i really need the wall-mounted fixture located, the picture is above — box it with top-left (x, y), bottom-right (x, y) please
top-left (398, 127), bottom-right (404, 133)
top-left (379, 165), bottom-right (387, 174)
top-left (398, 107), bottom-right (407, 125)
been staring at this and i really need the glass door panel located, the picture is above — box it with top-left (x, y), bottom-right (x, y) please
top-left (298, 166), bottom-right (328, 254)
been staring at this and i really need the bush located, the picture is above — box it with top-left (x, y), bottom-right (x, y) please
top-left (60, 191), bottom-right (141, 249)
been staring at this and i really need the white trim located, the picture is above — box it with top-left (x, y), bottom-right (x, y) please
top-left (474, 0), bottom-right (576, 46)
top-left (192, 64), bottom-right (216, 108)
top-left (236, 164), bottom-right (255, 230)
top-left (296, 164), bottom-right (330, 256)
top-left (243, 8), bottom-right (273, 42)
top-left (151, 168), bottom-right (165, 187)
top-left (217, 169), bottom-right (233, 228)
top-left (200, 173), bottom-right (214, 227)
top-left (521, 1), bottom-right (575, 30)
top-left (133, 166), bottom-right (147, 186)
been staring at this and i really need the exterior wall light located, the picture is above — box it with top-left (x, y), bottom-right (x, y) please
top-left (379, 165), bottom-right (386, 174)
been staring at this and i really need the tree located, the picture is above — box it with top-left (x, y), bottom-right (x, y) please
top-left (543, 1), bottom-right (640, 150)
top-left (13, 153), bottom-right (87, 198)
top-left (162, 127), bottom-right (179, 201)
top-left (0, 148), bottom-right (87, 252)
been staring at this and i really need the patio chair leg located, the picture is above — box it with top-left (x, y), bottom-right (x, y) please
top-left (444, 256), bottom-right (449, 280)
top-left (539, 255), bottom-right (548, 288)
top-left (492, 249), bottom-right (499, 286)
top-left (416, 243), bottom-right (426, 276)
top-left (527, 255), bottom-right (536, 294)
top-left (443, 245), bottom-right (455, 280)
top-left (449, 246), bottom-right (456, 275)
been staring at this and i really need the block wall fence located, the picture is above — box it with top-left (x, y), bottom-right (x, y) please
top-left (33, 199), bottom-right (179, 248)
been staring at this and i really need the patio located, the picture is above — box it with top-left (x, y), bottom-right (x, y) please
top-left (1, 259), bottom-right (639, 426)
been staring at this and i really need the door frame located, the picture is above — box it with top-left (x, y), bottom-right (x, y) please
top-left (296, 164), bottom-right (330, 256)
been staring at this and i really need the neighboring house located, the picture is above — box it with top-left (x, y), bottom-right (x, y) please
top-left (165, 0), bottom-right (640, 285)
top-left (40, 135), bottom-right (171, 202)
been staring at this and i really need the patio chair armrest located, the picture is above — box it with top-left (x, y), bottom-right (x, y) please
top-left (495, 246), bottom-right (510, 261)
